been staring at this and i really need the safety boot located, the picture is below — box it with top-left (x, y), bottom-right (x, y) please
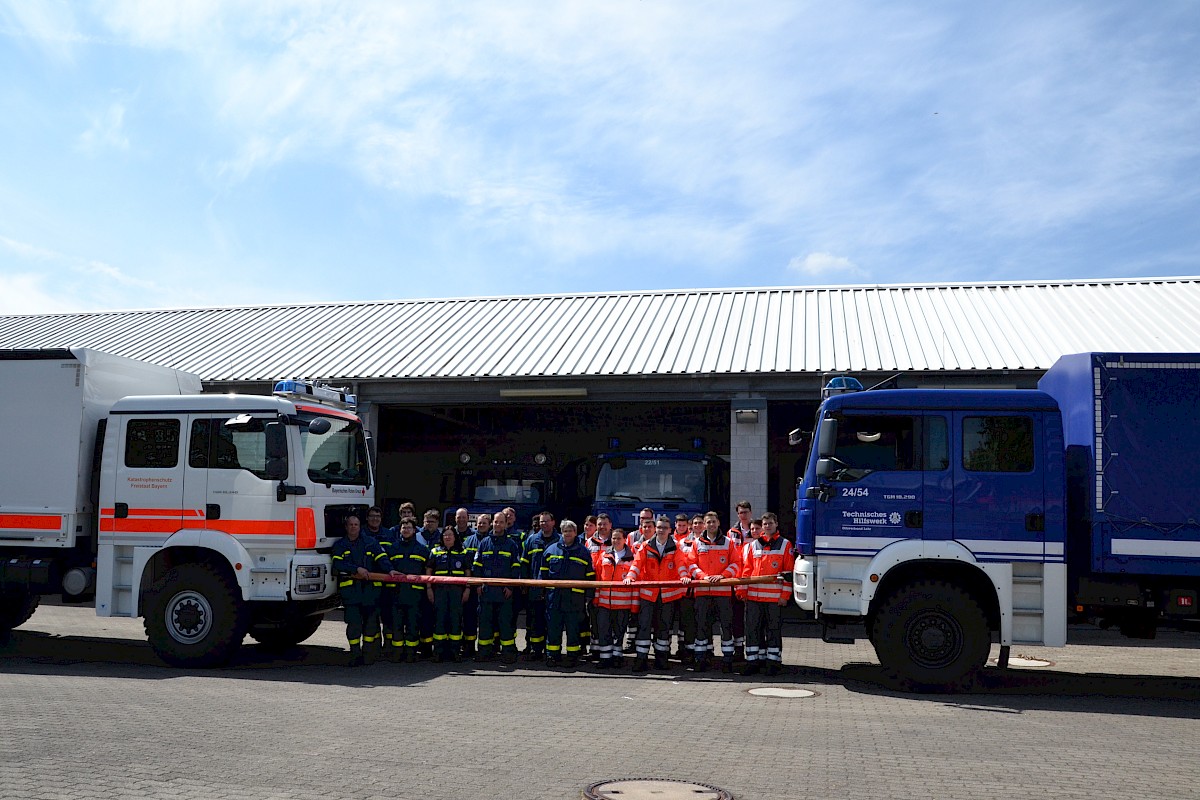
top-left (632, 655), bottom-right (649, 673)
top-left (654, 652), bottom-right (670, 671)
top-left (500, 650), bottom-right (517, 665)
top-left (765, 661), bottom-right (782, 676)
top-left (721, 656), bottom-right (734, 674)
top-left (739, 661), bottom-right (761, 676)
top-left (348, 647), bottom-right (364, 667)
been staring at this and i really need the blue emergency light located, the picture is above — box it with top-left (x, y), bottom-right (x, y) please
top-left (272, 379), bottom-right (357, 410)
top-left (822, 375), bottom-right (864, 399)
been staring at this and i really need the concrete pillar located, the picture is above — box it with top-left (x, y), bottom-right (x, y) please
top-left (728, 397), bottom-right (767, 524)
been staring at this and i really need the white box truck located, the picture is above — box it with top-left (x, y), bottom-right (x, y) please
top-left (1, 348), bottom-right (374, 666)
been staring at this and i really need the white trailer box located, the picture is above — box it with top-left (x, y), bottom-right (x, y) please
top-left (0, 348), bottom-right (201, 550)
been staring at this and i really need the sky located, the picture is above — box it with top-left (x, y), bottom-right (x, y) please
top-left (1, 1), bottom-right (1198, 315)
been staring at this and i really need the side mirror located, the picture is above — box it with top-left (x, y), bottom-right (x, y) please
top-left (265, 422), bottom-right (288, 480)
top-left (816, 458), bottom-right (833, 479)
top-left (307, 417), bottom-right (332, 435)
top-left (817, 418), bottom-right (837, 458)
top-left (788, 428), bottom-right (808, 447)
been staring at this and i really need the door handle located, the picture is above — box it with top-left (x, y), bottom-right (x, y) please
top-left (206, 503), bottom-right (221, 521)
top-left (904, 510), bottom-right (923, 528)
top-left (1025, 513), bottom-right (1044, 532)
top-left (114, 503), bottom-right (129, 519)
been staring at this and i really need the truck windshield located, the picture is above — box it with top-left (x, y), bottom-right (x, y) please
top-left (596, 457), bottom-right (706, 503)
top-left (298, 412), bottom-right (370, 486)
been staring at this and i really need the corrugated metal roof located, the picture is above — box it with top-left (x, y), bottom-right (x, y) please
top-left (1, 277), bottom-right (1199, 382)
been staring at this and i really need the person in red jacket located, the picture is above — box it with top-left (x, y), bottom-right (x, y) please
top-left (593, 528), bottom-right (638, 668)
top-left (624, 516), bottom-right (689, 672)
top-left (739, 512), bottom-right (795, 676)
top-left (688, 511), bottom-right (742, 672)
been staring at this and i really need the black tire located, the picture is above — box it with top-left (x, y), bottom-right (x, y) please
top-left (248, 615), bottom-right (324, 649)
top-left (144, 563), bottom-right (249, 667)
top-left (0, 590), bottom-right (39, 632)
top-left (872, 580), bottom-right (990, 692)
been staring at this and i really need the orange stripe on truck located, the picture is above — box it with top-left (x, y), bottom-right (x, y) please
top-left (0, 513), bottom-right (63, 531)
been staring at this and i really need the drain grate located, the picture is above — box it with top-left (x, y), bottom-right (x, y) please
top-left (584, 778), bottom-right (733, 800)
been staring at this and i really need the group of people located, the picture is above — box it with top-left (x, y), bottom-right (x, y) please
top-left (330, 500), bottom-right (795, 676)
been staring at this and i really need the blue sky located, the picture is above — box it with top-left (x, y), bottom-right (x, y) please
top-left (1, 2), bottom-right (1198, 314)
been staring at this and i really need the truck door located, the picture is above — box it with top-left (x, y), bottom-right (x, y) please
top-left (108, 415), bottom-right (188, 540)
top-left (921, 412), bottom-right (954, 539)
top-left (186, 415), bottom-right (295, 549)
top-left (951, 411), bottom-right (1045, 560)
top-left (813, 412), bottom-right (923, 553)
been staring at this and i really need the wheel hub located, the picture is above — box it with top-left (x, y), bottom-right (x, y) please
top-left (166, 590), bottom-right (213, 644)
top-left (908, 610), bottom-right (961, 668)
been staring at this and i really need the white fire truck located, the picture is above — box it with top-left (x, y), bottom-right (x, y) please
top-left (0, 348), bottom-right (373, 666)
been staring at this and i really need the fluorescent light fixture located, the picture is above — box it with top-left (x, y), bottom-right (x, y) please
top-left (499, 387), bottom-right (588, 398)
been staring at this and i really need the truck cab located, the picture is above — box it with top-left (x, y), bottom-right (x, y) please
top-left (794, 387), bottom-right (1068, 688)
top-left (96, 380), bottom-right (374, 665)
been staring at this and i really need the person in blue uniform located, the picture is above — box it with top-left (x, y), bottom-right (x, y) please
top-left (331, 513), bottom-right (395, 666)
top-left (427, 526), bottom-right (472, 662)
top-left (519, 510), bottom-right (561, 661)
top-left (472, 511), bottom-right (523, 664)
top-left (380, 517), bottom-right (430, 662)
top-left (539, 519), bottom-right (595, 668)
top-left (460, 512), bottom-right (491, 658)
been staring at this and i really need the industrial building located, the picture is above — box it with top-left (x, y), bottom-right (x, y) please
top-left (3, 276), bottom-right (1199, 531)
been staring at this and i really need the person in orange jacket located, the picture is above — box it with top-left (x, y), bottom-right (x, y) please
top-left (688, 511), bottom-right (742, 672)
top-left (624, 515), bottom-right (689, 672)
top-left (593, 527), bottom-right (639, 668)
top-left (739, 512), bottom-right (795, 676)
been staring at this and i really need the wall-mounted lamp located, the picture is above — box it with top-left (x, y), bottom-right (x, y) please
top-left (734, 409), bottom-right (760, 424)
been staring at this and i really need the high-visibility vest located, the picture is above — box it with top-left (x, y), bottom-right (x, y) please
top-left (688, 534), bottom-right (742, 597)
top-left (629, 537), bottom-right (688, 603)
top-left (594, 546), bottom-right (639, 611)
top-left (741, 534), bottom-right (795, 603)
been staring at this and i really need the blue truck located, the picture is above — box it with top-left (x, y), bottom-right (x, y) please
top-left (793, 352), bottom-right (1199, 690)
top-left (565, 448), bottom-right (729, 531)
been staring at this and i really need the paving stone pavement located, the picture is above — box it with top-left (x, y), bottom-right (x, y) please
top-left (1, 605), bottom-right (1198, 800)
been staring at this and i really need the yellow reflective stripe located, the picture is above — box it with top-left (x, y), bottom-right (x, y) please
top-left (338, 580), bottom-right (354, 588)
top-left (569, 557), bottom-right (591, 566)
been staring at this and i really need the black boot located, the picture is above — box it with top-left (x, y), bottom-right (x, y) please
top-left (739, 661), bottom-right (761, 676)
top-left (632, 655), bottom-right (649, 673)
top-left (765, 661), bottom-right (782, 676)
top-left (348, 647), bottom-right (364, 667)
top-left (721, 656), bottom-right (734, 674)
top-left (654, 652), bottom-right (670, 671)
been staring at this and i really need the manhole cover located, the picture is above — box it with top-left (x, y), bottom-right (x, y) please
top-left (584, 778), bottom-right (732, 800)
top-left (989, 656), bottom-right (1053, 668)
top-left (747, 687), bottom-right (818, 699)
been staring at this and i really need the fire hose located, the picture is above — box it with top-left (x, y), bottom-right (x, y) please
top-left (355, 573), bottom-right (785, 590)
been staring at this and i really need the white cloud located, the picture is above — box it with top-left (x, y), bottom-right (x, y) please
top-left (0, 234), bottom-right (163, 313)
top-left (78, 102), bottom-right (130, 153)
top-left (0, 272), bottom-right (78, 314)
top-left (788, 252), bottom-right (863, 279)
top-left (0, 0), bottom-right (82, 62)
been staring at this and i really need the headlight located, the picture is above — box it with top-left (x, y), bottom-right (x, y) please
top-left (296, 565), bottom-right (324, 579)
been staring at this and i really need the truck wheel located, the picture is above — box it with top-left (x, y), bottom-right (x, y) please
top-left (0, 590), bottom-right (39, 631)
top-left (248, 615), bottom-right (324, 649)
top-left (872, 580), bottom-right (989, 692)
top-left (144, 563), bottom-right (248, 668)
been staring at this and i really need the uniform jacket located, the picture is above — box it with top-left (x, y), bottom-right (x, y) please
top-left (688, 532), bottom-right (742, 597)
top-left (539, 538), bottom-right (595, 608)
top-left (429, 544), bottom-right (471, 584)
top-left (331, 533), bottom-right (391, 605)
top-left (628, 536), bottom-right (688, 603)
top-left (521, 531), bottom-right (562, 599)
top-left (473, 533), bottom-right (523, 603)
top-left (740, 534), bottom-right (795, 603)
top-left (380, 534), bottom-right (430, 603)
top-left (593, 546), bottom-right (639, 611)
